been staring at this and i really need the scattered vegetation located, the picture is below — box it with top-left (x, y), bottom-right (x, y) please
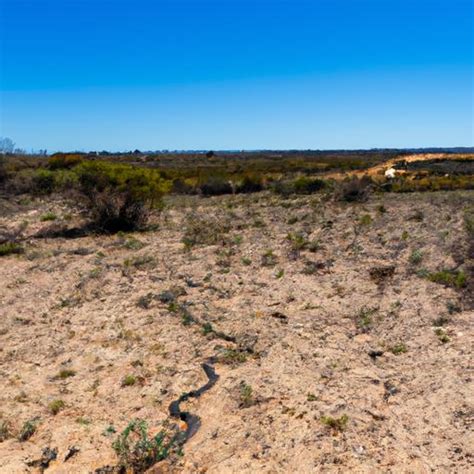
top-left (55, 369), bottom-right (76, 380)
top-left (220, 348), bottom-right (247, 365)
top-left (336, 176), bottom-right (373, 202)
top-left (239, 382), bottom-right (255, 408)
top-left (121, 375), bottom-right (137, 387)
top-left (321, 414), bottom-right (349, 432)
top-left (355, 307), bottom-right (378, 332)
top-left (0, 420), bottom-right (12, 442)
top-left (48, 399), bottom-right (65, 415)
top-left (112, 419), bottom-right (178, 471)
top-left (261, 249), bottom-right (278, 267)
top-left (182, 213), bottom-right (231, 248)
top-left (18, 418), bottom-right (39, 442)
top-left (40, 212), bottom-right (57, 221)
top-left (409, 249), bottom-right (423, 265)
top-left (75, 161), bottom-right (171, 232)
top-left (389, 343), bottom-right (408, 355)
top-left (434, 328), bottom-right (450, 344)
top-left (427, 270), bottom-right (467, 289)
top-left (0, 242), bottom-right (24, 257)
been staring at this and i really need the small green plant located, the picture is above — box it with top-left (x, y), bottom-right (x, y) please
top-left (76, 417), bottom-right (91, 425)
top-left (389, 343), bottom-right (407, 355)
top-left (104, 424), bottom-right (117, 436)
top-left (220, 348), bottom-right (247, 365)
top-left (359, 214), bottom-right (372, 226)
top-left (275, 269), bottom-right (285, 279)
top-left (124, 254), bottom-right (156, 270)
top-left (56, 369), bottom-right (76, 380)
top-left (401, 230), bottom-right (409, 240)
top-left (307, 393), bottom-right (317, 402)
top-left (435, 328), bottom-right (450, 344)
top-left (40, 212), bottom-right (57, 222)
top-left (122, 375), bottom-right (137, 387)
top-left (0, 420), bottom-right (12, 442)
top-left (48, 399), bottom-right (65, 415)
top-left (261, 249), bottom-right (277, 267)
top-left (286, 232), bottom-right (308, 251)
top-left (446, 301), bottom-right (461, 314)
top-left (241, 257), bottom-right (252, 266)
top-left (18, 418), bottom-right (39, 441)
top-left (89, 267), bottom-right (102, 278)
top-left (355, 307), bottom-right (378, 332)
top-left (0, 242), bottom-right (24, 256)
top-left (123, 237), bottom-right (145, 250)
top-left (409, 249), bottom-right (423, 265)
top-left (112, 419), bottom-right (177, 471)
top-left (239, 382), bottom-right (254, 408)
top-left (321, 414), bottom-right (349, 432)
top-left (202, 322), bottom-right (214, 335)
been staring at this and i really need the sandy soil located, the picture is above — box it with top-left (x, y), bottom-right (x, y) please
top-left (0, 188), bottom-right (473, 473)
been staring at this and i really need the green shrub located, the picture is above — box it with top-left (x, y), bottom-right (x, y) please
top-left (239, 382), bottom-right (254, 408)
top-left (75, 161), bottom-right (170, 232)
top-left (112, 419), bottom-right (177, 471)
top-left (31, 169), bottom-right (56, 194)
top-left (40, 212), bottom-right (57, 222)
top-left (48, 399), bottom-right (65, 415)
top-left (292, 176), bottom-right (326, 194)
top-left (18, 418), bottom-right (39, 442)
top-left (199, 176), bottom-right (233, 196)
top-left (427, 270), bottom-right (467, 289)
top-left (182, 213), bottom-right (231, 248)
top-left (359, 214), bottom-right (372, 226)
top-left (389, 343), bottom-right (407, 355)
top-left (0, 242), bottom-right (24, 256)
top-left (48, 153), bottom-right (83, 170)
top-left (56, 369), bottom-right (76, 379)
top-left (409, 249), bottom-right (423, 265)
top-left (0, 420), bottom-right (12, 442)
top-left (121, 375), bottom-right (137, 387)
top-left (273, 176), bottom-right (326, 195)
top-left (0, 156), bottom-right (7, 183)
top-left (321, 414), bottom-right (349, 432)
top-left (235, 174), bottom-right (264, 194)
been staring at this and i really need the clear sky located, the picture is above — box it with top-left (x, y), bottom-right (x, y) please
top-left (0, 0), bottom-right (472, 151)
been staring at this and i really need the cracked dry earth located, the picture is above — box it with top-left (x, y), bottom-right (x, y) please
top-left (0, 190), bottom-right (473, 473)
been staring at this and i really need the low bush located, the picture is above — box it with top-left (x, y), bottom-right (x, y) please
top-left (235, 174), bottom-right (264, 194)
top-left (112, 419), bottom-right (178, 471)
top-left (0, 242), bottom-right (24, 256)
top-left (336, 175), bottom-right (374, 202)
top-left (0, 156), bottom-right (7, 183)
top-left (273, 176), bottom-right (327, 196)
top-left (182, 213), bottom-right (231, 248)
top-left (199, 176), bottom-right (233, 196)
top-left (74, 161), bottom-right (170, 232)
top-left (427, 270), bottom-right (467, 289)
top-left (48, 153), bottom-right (83, 170)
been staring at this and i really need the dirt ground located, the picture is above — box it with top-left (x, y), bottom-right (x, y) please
top-left (0, 188), bottom-right (473, 473)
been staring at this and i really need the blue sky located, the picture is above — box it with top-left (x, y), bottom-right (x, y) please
top-left (0, 0), bottom-right (472, 151)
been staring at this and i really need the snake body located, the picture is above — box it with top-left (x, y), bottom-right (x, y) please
top-left (168, 357), bottom-right (219, 441)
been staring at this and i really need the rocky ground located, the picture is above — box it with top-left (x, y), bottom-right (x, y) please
top-left (0, 188), bottom-right (473, 473)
